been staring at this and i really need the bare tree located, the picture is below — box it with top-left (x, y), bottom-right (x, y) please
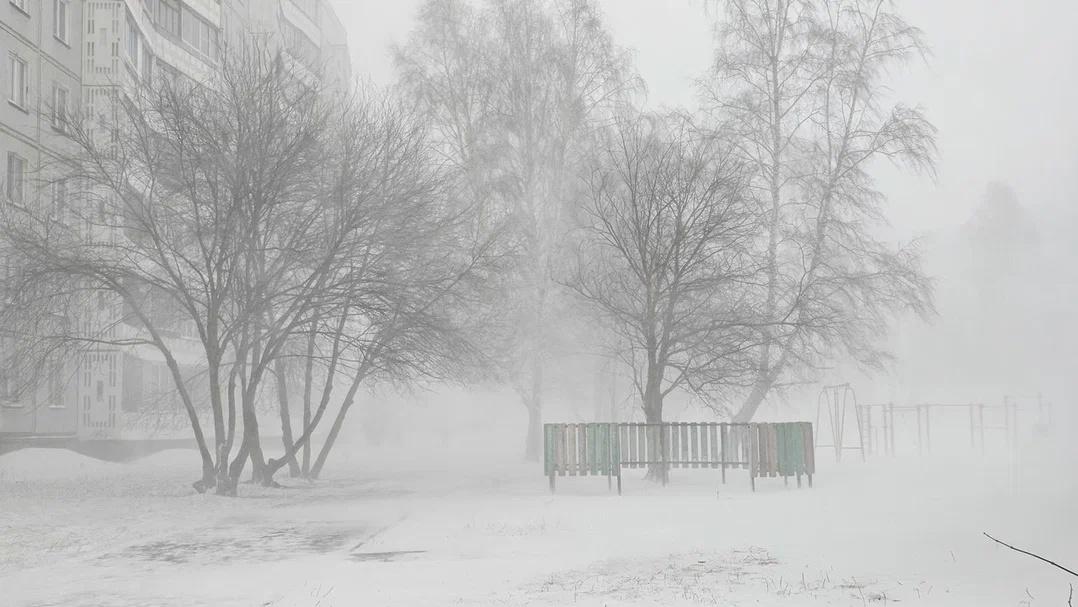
top-left (259, 96), bottom-right (499, 483)
top-left (701, 0), bottom-right (936, 421)
top-left (571, 113), bottom-right (762, 479)
top-left (0, 39), bottom-right (494, 494)
top-left (395, 0), bottom-right (637, 460)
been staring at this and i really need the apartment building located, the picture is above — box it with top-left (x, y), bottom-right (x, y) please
top-left (0, 0), bottom-right (350, 439)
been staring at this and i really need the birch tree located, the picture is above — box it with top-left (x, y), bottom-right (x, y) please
top-left (702, 0), bottom-right (936, 422)
top-left (395, 0), bottom-right (637, 459)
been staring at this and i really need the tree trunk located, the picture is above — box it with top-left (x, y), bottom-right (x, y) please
top-left (274, 358), bottom-right (301, 477)
top-left (308, 356), bottom-right (372, 480)
top-left (524, 401), bottom-right (542, 461)
top-left (217, 364), bottom-right (239, 490)
top-left (222, 441), bottom-right (249, 496)
top-left (733, 375), bottom-right (774, 423)
top-left (310, 393), bottom-right (359, 480)
top-left (233, 358), bottom-right (268, 488)
top-left (642, 365), bottom-right (666, 483)
top-left (301, 325), bottom-right (315, 477)
top-left (245, 399), bottom-right (269, 486)
top-left (522, 349), bottom-right (544, 462)
top-left (194, 458), bottom-right (216, 494)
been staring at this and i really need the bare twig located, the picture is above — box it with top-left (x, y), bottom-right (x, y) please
top-left (983, 532), bottom-right (1078, 577)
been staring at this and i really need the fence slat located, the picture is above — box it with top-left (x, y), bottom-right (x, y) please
top-left (714, 424), bottom-right (723, 470)
top-left (579, 424), bottom-right (588, 476)
top-left (568, 425), bottom-right (577, 476)
top-left (690, 423), bottom-right (700, 468)
top-left (604, 424), bottom-right (611, 476)
top-left (561, 425), bottom-right (570, 475)
top-left (664, 424), bottom-right (672, 467)
top-left (756, 424), bottom-right (767, 477)
top-left (769, 424), bottom-right (779, 477)
top-left (590, 422), bottom-right (599, 474)
top-left (638, 422), bottom-right (646, 470)
top-left (619, 424), bottom-right (629, 467)
top-left (680, 423), bottom-right (689, 467)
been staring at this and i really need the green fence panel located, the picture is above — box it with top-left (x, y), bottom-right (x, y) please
top-left (790, 422), bottom-right (804, 474)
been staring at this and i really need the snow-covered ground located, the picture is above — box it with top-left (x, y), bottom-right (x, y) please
top-left (1, 437), bottom-right (1075, 606)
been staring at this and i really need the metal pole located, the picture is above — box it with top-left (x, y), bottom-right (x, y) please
top-left (1003, 397), bottom-right (1011, 451)
top-left (833, 389), bottom-right (843, 462)
top-left (749, 425), bottom-right (757, 492)
top-left (969, 403), bottom-right (975, 449)
top-left (979, 404), bottom-right (985, 454)
top-left (661, 423), bottom-right (668, 486)
top-left (720, 423), bottom-right (726, 485)
top-left (889, 403), bottom-right (896, 456)
top-left (925, 405), bottom-right (931, 453)
top-left (856, 404), bottom-right (866, 462)
top-left (916, 405), bottom-right (923, 456)
top-left (865, 405), bottom-right (873, 456)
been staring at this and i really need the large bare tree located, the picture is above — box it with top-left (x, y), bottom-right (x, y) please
top-left (0, 42), bottom-right (493, 494)
top-left (571, 113), bottom-right (763, 478)
top-left (701, 0), bottom-right (936, 421)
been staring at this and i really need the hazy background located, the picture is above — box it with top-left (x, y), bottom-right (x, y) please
top-left (325, 0), bottom-right (1078, 435)
top-left (331, 0), bottom-right (1078, 238)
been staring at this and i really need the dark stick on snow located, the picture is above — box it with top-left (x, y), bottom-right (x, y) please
top-left (983, 532), bottom-right (1078, 577)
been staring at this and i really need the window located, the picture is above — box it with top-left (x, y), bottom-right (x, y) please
top-left (52, 84), bottom-right (69, 130)
top-left (8, 53), bottom-right (27, 108)
top-left (6, 153), bottom-right (25, 204)
top-left (54, 0), bottom-right (69, 44)
top-left (292, 0), bottom-right (318, 20)
top-left (181, 6), bottom-right (218, 60)
top-left (126, 13), bottom-right (139, 64)
top-left (283, 19), bottom-right (319, 68)
top-left (155, 0), bottom-right (180, 38)
top-left (181, 6), bottom-right (199, 49)
top-left (202, 20), bottom-right (218, 59)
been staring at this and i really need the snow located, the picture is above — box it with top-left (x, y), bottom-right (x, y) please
top-left (1, 439), bottom-right (1075, 606)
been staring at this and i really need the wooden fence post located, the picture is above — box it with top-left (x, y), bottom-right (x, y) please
top-left (749, 424), bottom-right (757, 492)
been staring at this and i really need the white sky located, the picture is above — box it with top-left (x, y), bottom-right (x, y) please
top-left (329, 0), bottom-right (1078, 238)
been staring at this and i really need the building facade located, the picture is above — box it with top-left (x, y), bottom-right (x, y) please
top-left (0, 0), bottom-right (350, 439)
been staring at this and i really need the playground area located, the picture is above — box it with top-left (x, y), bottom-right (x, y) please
top-left (814, 385), bottom-right (1055, 465)
top-left (2, 409), bottom-right (1075, 607)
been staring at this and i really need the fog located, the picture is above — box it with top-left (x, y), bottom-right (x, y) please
top-left (335, 0), bottom-right (1078, 234)
top-left (1, 1), bottom-right (1076, 605)
top-left (329, 0), bottom-right (1078, 410)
